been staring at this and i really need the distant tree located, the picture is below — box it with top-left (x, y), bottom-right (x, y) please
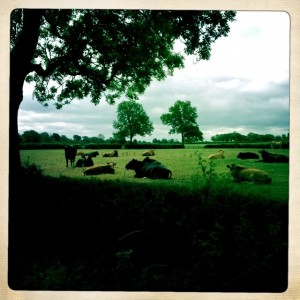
top-left (22, 130), bottom-right (41, 143)
top-left (60, 135), bottom-right (70, 143)
top-left (51, 133), bottom-right (61, 142)
top-left (98, 134), bottom-right (105, 142)
top-left (160, 100), bottom-right (203, 145)
top-left (10, 9), bottom-right (236, 172)
top-left (40, 132), bottom-right (51, 142)
top-left (113, 100), bottom-right (154, 144)
top-left (112, 132), bottom-right (126, 144)
top-left (73, 135), bottom-right (81, 142)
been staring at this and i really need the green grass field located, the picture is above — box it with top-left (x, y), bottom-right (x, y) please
top-left (20, 147), bottom-right (289, 202)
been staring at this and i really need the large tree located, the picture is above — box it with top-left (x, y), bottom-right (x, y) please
top-left (160, 100), bottom-right (203, 144)
top-left (113, 100), bottom-right (154, 144)
top-left (10, 9), bottom-right (236, 172)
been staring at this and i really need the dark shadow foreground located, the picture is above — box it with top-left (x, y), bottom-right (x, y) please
top-left (8, 168), bottom-right (288, 292)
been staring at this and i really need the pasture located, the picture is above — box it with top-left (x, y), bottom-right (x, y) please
top-left (20, 147), bottom-right (289, 202)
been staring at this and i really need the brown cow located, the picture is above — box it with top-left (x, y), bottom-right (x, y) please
top-left (142, 149), bottom-right (155, 156)
top-left (83, 162), bottom-right (116, 175)
top-left (209, 150), bottom-right (225, 159)
top-left (227, 164), bottom-right (272, 184)
top-left (103, 150), bottom-right (119, 157)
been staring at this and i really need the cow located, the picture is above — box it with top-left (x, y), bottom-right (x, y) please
top-left (64, 145), bottom-right (77, 167)
top-left (270, 141), bottom-right (282, 151)
top-left (259, 150), bottom-right (289, 163)
top-left (103, 150), bottom-right (119, 157)
top-left (142, 149), bottom-right (155, 156)
top-left (83, 151), bottom-right (99, 158)
top-left (227, 164), bottom-right (272, 184)
top-left (76, 151), bottom-right (86, 156)
top-left (83, 162), bottom-right (116, 175)
top-left (125, 158), bottom-right (172, 179)
top-left (208, 150), bottom-right (225, 159)
top-left (237, 152), bottom-right (259, 159)
top-left (75, 155), bottom-right (94, 167)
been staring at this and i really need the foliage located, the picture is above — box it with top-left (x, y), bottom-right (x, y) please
top-left (204, 142), bottom-right (289, 149)
top-left (9, 171), bottom-right (288, 291)
top-left (160, 100), bottom-right (203, 144)
top-left (195, 152), bottom-right (217, 185)
top-left (113, 100), bottom-right (154, 144)
top-left (11, 9), bottom-right (236, 109)
top-left (211, 131), bottom-right (289, 143)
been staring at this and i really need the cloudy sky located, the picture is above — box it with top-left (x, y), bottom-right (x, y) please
top-left (19, 11), bottom-right (290, 142)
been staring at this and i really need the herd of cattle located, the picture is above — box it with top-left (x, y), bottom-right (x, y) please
top-left (64, 146), bottom-right (289, 183)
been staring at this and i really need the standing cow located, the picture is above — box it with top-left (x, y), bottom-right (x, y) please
top-left (64, 145), bottom-right (77, 167)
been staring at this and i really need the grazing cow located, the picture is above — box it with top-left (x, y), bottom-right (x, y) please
top-left (103, 150), bottom-right (119, 157)
top-left (259, 150), bottom-right (289, 163)
top-left (227, 164), bottom-right (272, 184)
top-left (142, 149), bottom-right (155, 156)
top-left (75, 155), bottom-right (94, 167)
top-left (64, 145), bottom-right (77, 167)
top-left (270, 141), bottom-right (282, 151)
top-left (83, 162), bottom-right (116, 175)
top-left (125, 158), bottom-right (172, 179)
top-left (209, 150), bottom-right (225, 160)
top-left (237, 152), bottom-right (259, 159)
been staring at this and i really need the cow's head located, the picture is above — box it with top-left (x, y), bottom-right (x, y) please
top-left (125, 159), bottom-right (139, 170)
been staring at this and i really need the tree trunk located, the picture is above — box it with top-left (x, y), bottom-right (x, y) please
top-left (10, 9), bottom-right (44, 177)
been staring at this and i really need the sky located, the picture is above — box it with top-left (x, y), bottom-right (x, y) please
top-left (18, 11), bottom-right (290, 142)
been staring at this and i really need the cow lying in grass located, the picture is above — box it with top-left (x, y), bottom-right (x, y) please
top-left (237, 152), bottom-right (259, 159)
top-left (84, 151), bottom-right (99, 158)
top-left (103, 150), bottom-right (119, 157)
top-left (142, 149), bottom-right (155, 156)
top-left (209, 150), bottom-right (225, 159)
top-left (83, 162), bottom-right (116, 175)
top-left (64, 145), bottom-right (77, 167)
top-left (75, 155), bottom-right (94, 167)
top-left (125, 157), bottom-right (172, 179)
top-left (227, 164), bottom-right (272, 184)
top-left (259, 150), bottom-right (289, 163)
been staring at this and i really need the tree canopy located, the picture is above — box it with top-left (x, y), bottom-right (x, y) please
top-left (10, 9), bottom-right (236, 171)
top-left (160, 100), bottom-right (203, 144)
top-left (11, 9), bottom-right (236, 108)
top-left (113, 100), bottom-right (154, 144)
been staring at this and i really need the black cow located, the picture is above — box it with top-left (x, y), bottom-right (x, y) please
top-left (237, 152), bottom-right (259, 159)
top-left (259, 150), bottom-right (289, 163)
top-left (75, 155), bottom-right (94, 167)
top-left (125, 158), bottom-right (172, 179)
top-left (64, 145), bottom-right (77, 167)
top-left (83, 151), bottom-right (99, 158)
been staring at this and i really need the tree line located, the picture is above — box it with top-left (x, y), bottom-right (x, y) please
top-left (19, 128), bottom-right (289, 146)
top-left (211, 132), bottom-right (289, 143)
